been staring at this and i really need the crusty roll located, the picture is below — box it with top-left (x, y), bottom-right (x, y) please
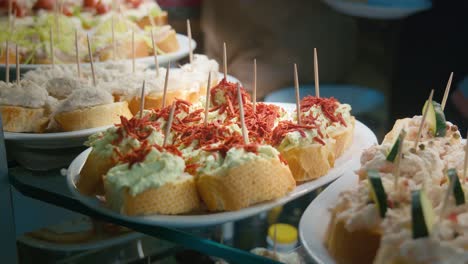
top-left (54, 102), bottom-right (133, 132)
top-left (325, 209), bottom-right (382, 264)
top-left (105, 176), bottom-right (200, 216)
top-left (156, 29), bottom-right (179, 53)
top-left (0, 105), bottom-right (49, 133)
top-left (330, 117), bottom-right (355, 158)
top-left (128, 90), bottom-right (199, 115)
top-left (196, 158), bottom-right (296, 211)
top-left (136, 11), bottom-right (168, 28)
top-left (77, 151), bottom-right (116, 196)
top-left (280, 142), bottom-right (336, 182)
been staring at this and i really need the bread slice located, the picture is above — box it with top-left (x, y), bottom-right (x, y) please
top-left (196, 158), bottom-right (296, 211)
top-left (136, 11), bottom-right (168, 28)
top-left (325, 209), bottom-right (382, 264)
top-left (280, 141), bottom-right (336, 182)
top-left (97, 38), bottom-right (151, 62)
top-left (156, 29), bottom-right (179, 53)
top-left (128, 89), bottom-right (199, 115)
top-left (77, 150), bottom-right (116, 196)
top-left (0, 105), bottom-right (49, 133)
top-left (329, 117), bottom-right (355, 158)
top-left (105, 176), bottom-right (200, 216)
top-left (54, 102), bottom-right (133, 132)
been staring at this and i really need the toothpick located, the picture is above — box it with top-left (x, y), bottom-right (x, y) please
top-left (441, 72), bottom-right (453, 111)
top-left (435, 169), bottom-right (458, 239)
top-left (413, 89), bottom-right (434, 150)
top-left (139, 80), bottom-right (146, 118)
top-left (314, 48), bottom-right (320, 98)
top-left (163, 102), bottom-right (176, 147)
top-left (132, 30), bottom-right (135, 74)
top-left (146, 7), bottom-right (155, 27)
top-left (464, 130), bottom-right (467, 180)
top-left (161, 62), bottom-right (170, 108)
top-left (223, 42), bottom-right (227, 80)
top-left (15, 45), bottom-right (19, 85)
top-left (75, 29), bottom-right (81, 78)
top-left (49, 27), bottom-right (55, 68)
top-left (253, 59), bottom-right (257, 113)
top-left (393, 129), bottom-right (407, 192)
top-left (204, 71), bottom-right (211, 125)
top-left (187, 19), bottom-right (193, 64)
top-left (150, 29), bottom-right (159, 77)
top-left (237, 83), bottom-right (249, 144)
top-left (8, 0), bottom-right (12, 31)
top-left (294, 63), bottom-right (301, 125)
top-left (86, 34), bottom-right (96, 86)
top-left (54, 0), bottom-right (60, 42)
top-left (111, 14), bottom-right (116, 61)
top-left (5, 40), bottom-right (10, 83)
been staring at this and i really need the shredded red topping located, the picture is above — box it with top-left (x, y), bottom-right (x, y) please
top-left (243, 103), bottom-right (281, 144)
top-left (116, 141), bottom-right (153, 169)
top-left (448, 212), bottom-right (458, 223)
top-left (210, 78), bottom-right (251, 119)
top-left (271, 121), bottom-right (325, 146)
top-left (112, 115), bottom-right (160, 145)
top-left (300, 96), bottom-right (347, 126)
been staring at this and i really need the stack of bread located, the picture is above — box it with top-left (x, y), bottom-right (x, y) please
top-left (76, 77), bottom-right (355, 215)
top-left (324, 100), bottom-right (467, 263)
top-left (1, 54), bottom-right (219, 133)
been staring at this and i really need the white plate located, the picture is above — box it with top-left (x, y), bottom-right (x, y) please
top-left (66, 103), bottom-right (377, 227)
top-left (322, 0), bottom-right (431, 20)
top-left (299, 139), bottom-right (467, 264)
top-left (0, 34), bottom-right (195, 72)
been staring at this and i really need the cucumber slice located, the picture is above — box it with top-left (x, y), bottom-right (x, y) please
top-left (422, 100), bottom-right (447, 137)
top-left (386, 130), bottom-right (405, 162)
top-left (411, 189), bottom-right (435, 239)
top-left (447, 168), bottom-right (465, 206)
top-left (367, 170), bottom-right (388, 218)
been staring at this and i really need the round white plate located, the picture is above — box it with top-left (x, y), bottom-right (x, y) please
top-left (66, 103), bottom-right (377, 228)
top-left (0, 34), bottom-right (195, 72)
top-left (299, 139), bottom-right (467, 264)
top-left (322, 0), bottom-right (431, 20)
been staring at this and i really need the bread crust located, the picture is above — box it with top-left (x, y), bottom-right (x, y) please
top-left (54, 102), bottom-right (133, 132)
top-left (128, 90), bottom-right (199, 115)
top-left (330, 117), bottom-right (355, 158)
top-left (280, 141), bottom-right (336, 182)
top-left (156, 29), bottom-right (179, 53)
top-left (77, 150), bottom-right (116, 196)
top-left (136, 11), bottom-right (168, 28)
top-left (105, 177), bottom-right (200, 216)
top-left (0, 105), bottom-right (49, 133)
top-left (196, 158), bottom-right (296, 211)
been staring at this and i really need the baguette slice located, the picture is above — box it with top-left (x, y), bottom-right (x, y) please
top-left (54, 102), bottom-right (133, 132)
top-left (97, 38), bottom-right (151, 62)
top-left (77, 150), bottom-right (116, 196)
top-left (105, 175), bottom-right (200, 216)
top-left (280, 141), bottom-right (336, 182)
top-left (156, 29), bottom-right (179, 53)
top-left (0, 105), bottom-right (49, 133)
top-left (325, 209), bottom-right (382, 264)
top-left (128, 89), bottom-right (199, 115)
top-left (329, 117), bottom-right (355, 158)
top-left (197, 158), bottom-right (296, 211)
top-left (136, 11), bottom-right (168, 28)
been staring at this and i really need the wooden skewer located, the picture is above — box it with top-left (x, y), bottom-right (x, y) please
top-left (15, 45), bottom-right (19, 85)
top-left (464, 130), bottom-right (468, 180)
top-left (314, 48), bottom-right (320, 98)
top-left (5, 40), bottom-right (10, 83)
top-left (146, 7), bottom-right (155, 27)
top-left (49, 27), bottom-right (55, 68)
top-left (75, 29), bottom-right (81, 78)
top-left (8, 0), bottom-right (12, 31)
top-left (436, 169), bottom-right (458, 238)
top-left (253, 59), bottom-right (257, 113)
top-left (132, 30), bottom-right (135, 74)
top-left (139, 80), bottom-right (146, 118)
top-left (111, 14), bottom-right (116, 61)
top-left (187, 19), bottom-right (193, 64)
top-left (223, 42), bottom-right (227, 80)
top-left (151, 29), bottom-right (159, 77)
top-left (204, 71), bottom-right (211, 125)
top-left (54, 0), bottom-right (60, 42)
top-left (441, 72), bottom-right (453, 111)
top-left (161, 62), bottom-right (170, 108)
top-left (86, 34), bottom-right (96, 86)
top-left (294, 63), bottom-right (301, 125)
top-left (163, 102), bottom-right (176, 147)
top-left (237, 83), bottom-right (249, 144)
top-left (393, 129), bottom-right (407, 192)
top-left (413, 89), bottom-right (434, 150)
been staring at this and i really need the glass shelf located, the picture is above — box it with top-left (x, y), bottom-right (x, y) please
top-left (9, 166), bottom-right (312, 264)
